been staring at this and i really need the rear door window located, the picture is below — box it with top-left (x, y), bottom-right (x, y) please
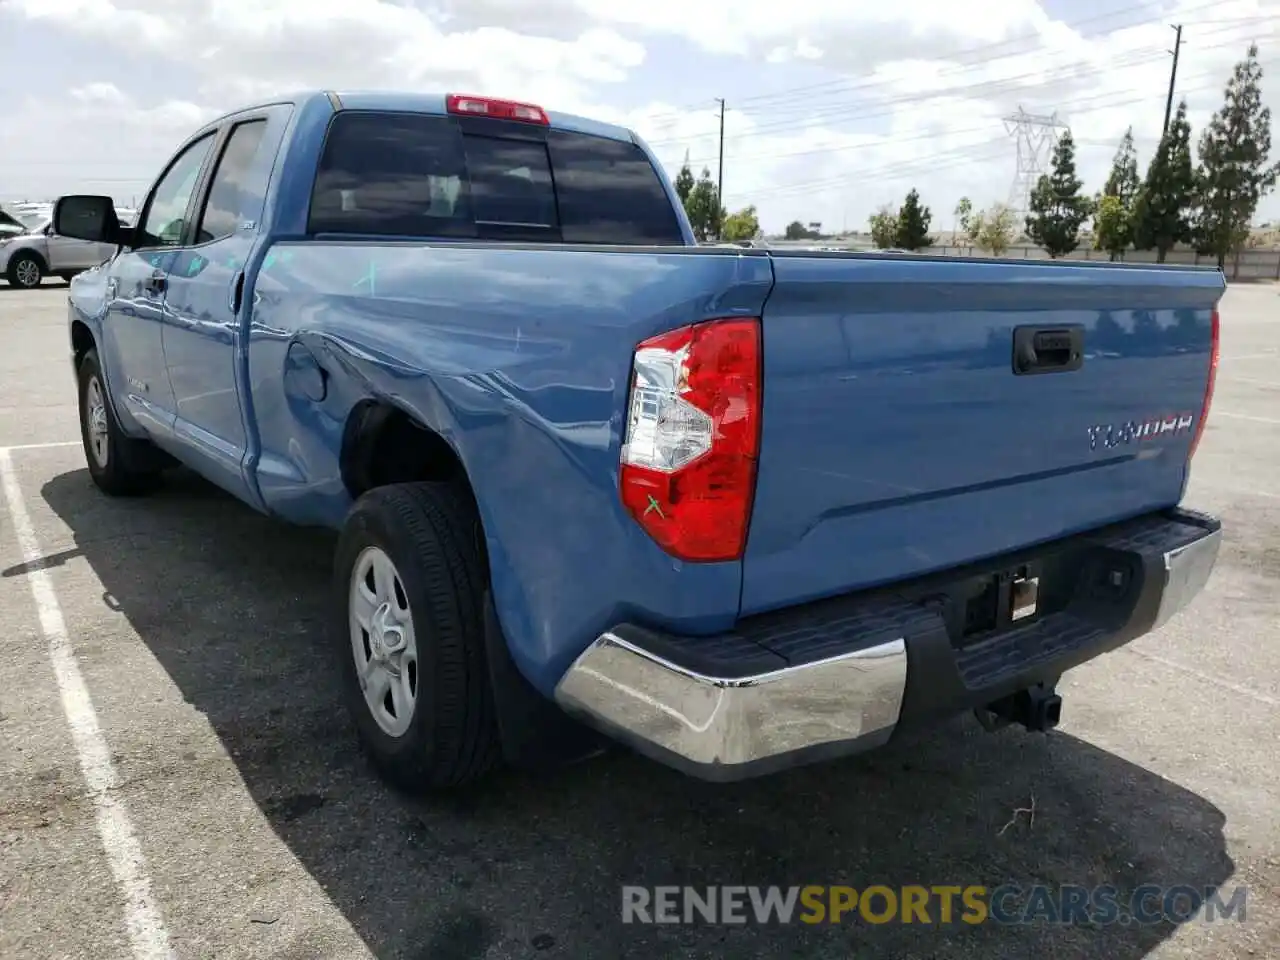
top-left (546, 130), bottom-right (683, 244)
top-left (309, 112), bottom-right (475, 238)
top-left (310, 111), bottom-right (683, 245)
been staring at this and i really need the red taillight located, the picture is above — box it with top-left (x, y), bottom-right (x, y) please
top-left (1189, 305), bottom-right (1219, 459)
top-left (619, 317), bottom-right (762, 563)
top-left (445, 93), bottom-right (549, 125)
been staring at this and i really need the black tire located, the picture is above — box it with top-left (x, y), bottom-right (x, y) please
top-left (6, 252), bottom-right (43, 289)
top-left (334, 481), bottom-right (501, 791)
top-left (76, 349), bottom-right (165, 496)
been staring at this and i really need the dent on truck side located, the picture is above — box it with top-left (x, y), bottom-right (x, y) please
top-left (246, 243), bottom-right (775, 695)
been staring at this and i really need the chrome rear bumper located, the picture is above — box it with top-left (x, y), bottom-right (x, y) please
top-left (555, 633), bottom-right (906, 770)
top-left (553, 509), bottom-right (1221, 781)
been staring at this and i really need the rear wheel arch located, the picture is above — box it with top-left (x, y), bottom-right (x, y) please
top-left (334, 399), bottom-right (595, 777)
top-left (339, 399), bottom-right (485, 556)
top-left (341, 400), bottom-right (468, 494)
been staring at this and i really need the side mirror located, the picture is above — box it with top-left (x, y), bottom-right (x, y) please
top-left (52, 195), bottom-right (126, 245)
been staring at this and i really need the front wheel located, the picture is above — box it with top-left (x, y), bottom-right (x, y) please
top-left (77, 350), bottom-right (165, 495)
top-left (334, 482), bottom-right (501, 792)
top-left (6, 253), bottom-right (43, 289)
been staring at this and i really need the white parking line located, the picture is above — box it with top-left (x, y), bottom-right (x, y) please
top-left (0, 441), bottom-right (80, 452)
top-left (1213, 410), bottom-right (1280, 425)
top-left (0, 449), bottom-right (175, 960)
top-left (1125, 648), bottom-right (1278, 708)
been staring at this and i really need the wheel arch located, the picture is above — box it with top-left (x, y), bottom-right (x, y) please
top-left (339, 399), bottom-right (473, 501)
top-left (71, 318), bottom-right (96, 368)
top-left (7, 246), bottom-right (48, 275)
top-left (334, 397), bottom-right (600, 771)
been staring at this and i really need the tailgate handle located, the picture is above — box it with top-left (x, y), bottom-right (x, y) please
top-left (1012, 325), bottom-right (1084, 375)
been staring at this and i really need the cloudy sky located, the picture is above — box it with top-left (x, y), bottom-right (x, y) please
top-left (1, 0), bottom-right (1278, 234)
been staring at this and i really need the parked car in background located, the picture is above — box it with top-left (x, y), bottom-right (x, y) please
top-left (0, 216), bottom-right (119, 288)
top-left (0, 208), bottom-right (28, 239)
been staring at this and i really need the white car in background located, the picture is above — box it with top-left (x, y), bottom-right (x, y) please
top-left (0, 214), bottom-right (120, 289)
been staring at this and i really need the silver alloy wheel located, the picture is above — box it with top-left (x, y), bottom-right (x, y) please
top-left (85, 375), bottom-right (110, 468)
top-left (349, 545), bottom-right (419, 737)
top-left (14, 258), bottom-right (40, 288)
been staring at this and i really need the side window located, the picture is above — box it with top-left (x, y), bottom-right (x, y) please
top-left (139, 133), bottom-right (216, 248)
top-left (546, 131), bottom-right (683, 244)
top-left (460, 136), bottom-right (557, 228)
top-left (309, 112), bottom-right (475, 237)
top-left (195, 120), bottom-right (269, 244)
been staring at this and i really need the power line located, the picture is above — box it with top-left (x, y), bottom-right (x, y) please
top-left (676, 32), bottom-right (1273, 176)
top-left (649, 20), bottom-right (1268, 151)
top-left (676, 48), bottom-right (1177, 167)
top-left (729, 66), bottom-right (1271, 204)
top-left (641, 0), bottom-right (1219, 122)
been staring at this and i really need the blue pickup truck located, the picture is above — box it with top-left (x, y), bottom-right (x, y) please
top-left (53, 90), bottom-right (1225, 792)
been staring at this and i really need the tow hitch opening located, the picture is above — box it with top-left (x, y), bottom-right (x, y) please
top-left (976, 684), bottom-right (1063, 733)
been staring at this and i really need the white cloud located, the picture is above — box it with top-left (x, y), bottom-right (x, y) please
top-left (2, 0), bottom-right (1278, 233)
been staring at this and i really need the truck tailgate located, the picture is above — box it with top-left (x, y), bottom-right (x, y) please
top-left (743, 253), bottom-right (1224, 616)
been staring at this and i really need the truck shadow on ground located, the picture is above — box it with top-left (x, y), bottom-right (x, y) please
top-left (31, 467), bottom-right (1235, 960)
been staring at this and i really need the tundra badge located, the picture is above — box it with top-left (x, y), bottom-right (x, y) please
top-left (1088, 412), bottom-right (1195, 451)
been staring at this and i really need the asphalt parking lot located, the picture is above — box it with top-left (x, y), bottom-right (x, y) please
top-left (1, 279), bottom-right (1277, 960)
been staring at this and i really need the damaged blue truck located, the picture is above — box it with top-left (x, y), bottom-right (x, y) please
top-left (55, 90), bottom-right (1224, 791)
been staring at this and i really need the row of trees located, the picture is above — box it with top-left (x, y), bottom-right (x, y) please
top-left (948, 44), bottom-right (1276, 264)
top-left (672, 44), bottom-right (1274, 262)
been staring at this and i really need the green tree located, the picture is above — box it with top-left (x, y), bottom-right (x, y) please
top-left (1104, 127), bottom-right (1141, 204)
top-left (784, 220), bottom-right (809, 240)
top-left (1094, 194), bottom-right (1131, 261)
top-left (1025, 129), bottom-right (1092, 257)
top-left (721, 205), bottom-right (760, 242)
top-left (868, 204), bottom-right (898, 248)
top-left (673, 161), bottom-right (695, 206)
top-left (894, 189), bottom-right (934, 250)
top-left (1191, 44), bottom-right (1279, 269)
top-left (684, 167), bottom-right (724, 241)
top-left (954, 196), bottom-right (973, 242)
top-left (1133, 99), bottom-right (1195, 262)
top-left (1096, 127), bottom-right (1141, 258)
top-left (970, 203), bottom-right (1017, 256)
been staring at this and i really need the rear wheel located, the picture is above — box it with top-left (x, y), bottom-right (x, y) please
top-left (6, 252), bottom-right (43, 289)
top-left (77, 349), bottom-right (165, 495)
top-left (334, 482), bottom-right (501, 791)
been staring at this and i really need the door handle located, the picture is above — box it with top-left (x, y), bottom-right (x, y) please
top-left (143, 271), bottom-right (167, 295)
top-left (1012, 325), bottom-right (1084, 375)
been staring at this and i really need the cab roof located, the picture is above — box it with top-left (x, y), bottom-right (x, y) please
top-left (211, 89), bottom-right (638, 145)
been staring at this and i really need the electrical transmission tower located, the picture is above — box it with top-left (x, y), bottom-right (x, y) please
top-left (1002, 108), bottom-right (1067, 219)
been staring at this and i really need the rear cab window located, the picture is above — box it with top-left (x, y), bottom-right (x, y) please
top-left (308, 110), bottom-right (684, 245)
